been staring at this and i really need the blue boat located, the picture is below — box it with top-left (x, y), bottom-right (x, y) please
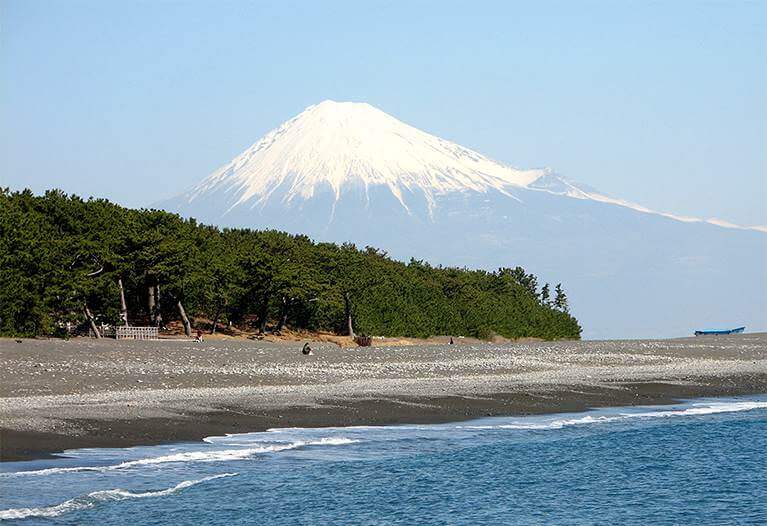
top-left (694, 326), bottom-right (745, 336)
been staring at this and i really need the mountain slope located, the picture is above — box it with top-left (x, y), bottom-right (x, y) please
top-left (180, 100), bottom-right (544, 218)
top-left (159, 101), bottom-right (767, 338)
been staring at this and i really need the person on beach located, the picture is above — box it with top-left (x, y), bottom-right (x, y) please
top-left (449, 336), bottom-right (454, 345)
top-left (302, 343), bottom-right (313, 355)
top-left (195, 329), bottom-right (204, 343)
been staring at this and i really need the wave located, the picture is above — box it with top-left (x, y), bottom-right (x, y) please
top-left (263, 425), bottom-right (433, 433)
top-left (462, 400), bottom-right (767, 430)
top-left (4, 400), bottom-right (762, 479)
top-left (4, 437), bottom-right (359, 477)
top-left (0, 473), bottom-right (237, 521)
top-left (303, 437), bottom-right (359, 446)
top-left (202, 434), bottom-right (358, 447)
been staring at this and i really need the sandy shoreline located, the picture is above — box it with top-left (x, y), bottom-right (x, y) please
top-left (1, 334), bottom-right (766, 461)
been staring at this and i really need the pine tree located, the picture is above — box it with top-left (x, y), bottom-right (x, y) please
top-left (554, 283), bottom-right (569, 312)
top-left (540, 283), bottom-right (551, 306)
top-left (0, 189), bottom-right (582, 340)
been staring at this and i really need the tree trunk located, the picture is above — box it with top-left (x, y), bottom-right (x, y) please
top-left (154, 283), bottom-right (163, 328)
top-left (257, 292), bottom-right (270, 334)
top-left (83, 304), bottom-right (101, 339)
top-left (118, 278), bottom-right (129, 326)
top-left (147, 284), bottom-right (156, 325)
top-left (344, 292), bottom-right (355, 338)
top-left (177, 300), bottom-right (192, 337)
top-left (211, 302), bottom-right (222, 334)
top-left (275, 296), bottom-right (290, 332)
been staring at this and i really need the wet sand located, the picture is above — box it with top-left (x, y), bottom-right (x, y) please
top-left (1, 333), bottom-right (766, 461)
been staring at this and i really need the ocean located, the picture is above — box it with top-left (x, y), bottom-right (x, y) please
top-left (1, 396), bottom-right (766, 525)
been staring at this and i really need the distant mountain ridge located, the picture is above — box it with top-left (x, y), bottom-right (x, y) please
top-left (159, 101), bottom-right (767, 338)
top-left (170, 100), bottom-right (765, 233)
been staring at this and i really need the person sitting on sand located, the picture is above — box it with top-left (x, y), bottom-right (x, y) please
top-left (302, 343), bottom-right (313, 355)
top-left (195, 329), bottom-right (204, 343)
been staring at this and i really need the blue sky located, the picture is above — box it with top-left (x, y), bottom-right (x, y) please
top-left (2, 0), bottom-right (765, 225)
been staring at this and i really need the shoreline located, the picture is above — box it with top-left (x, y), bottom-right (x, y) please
top-left (2, 334), bottom-right (766, 462)
top-left (3, 379), bottom-right (767, 463)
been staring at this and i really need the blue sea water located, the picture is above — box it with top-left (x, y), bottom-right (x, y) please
top-left (1, 396), bottom-right (766, 525)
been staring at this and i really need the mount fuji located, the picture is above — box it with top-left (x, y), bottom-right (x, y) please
top-left (159, 100), bottom-right (767, 339)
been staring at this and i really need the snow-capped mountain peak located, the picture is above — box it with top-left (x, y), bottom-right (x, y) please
top-left (186, 100), bottom-right (546, 213)
top-left (174, 100), bottom-right (764, 233)
top-left (159, 100), bottom-right (766, 339)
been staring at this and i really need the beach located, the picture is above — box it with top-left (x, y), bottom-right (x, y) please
top-left (1, 333), bottom-right (766, 461)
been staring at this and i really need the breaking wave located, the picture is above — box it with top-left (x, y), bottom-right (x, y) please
top-left (4, 437), bottom-right (359, 477)
top-left (0, 473), bottom-right (237, 520)
top-left (462, 400), bottom-right (767, 430)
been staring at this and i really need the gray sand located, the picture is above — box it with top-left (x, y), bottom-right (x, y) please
top-left (1, 333), bottom-right (766, 460)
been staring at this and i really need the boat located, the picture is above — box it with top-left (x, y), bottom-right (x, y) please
top-left (694, 327), bottom-right (746, 336)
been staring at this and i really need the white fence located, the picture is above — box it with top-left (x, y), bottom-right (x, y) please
top-left (115, 326), bottom-right (159, 340)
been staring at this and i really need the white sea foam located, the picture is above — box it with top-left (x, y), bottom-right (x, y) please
top-left (636, 400), bottom-right (767, 417)
top-left (0, 473), bottom-right (237, 521)
top-left (306, 437), bottom-right (359, 446)
top-left (462, 400), bottom-right (767, 430)
top-left (4, 401), bottom-right (762, 480)
top-left (3, 437), bottom-right (359, 477)
top-left (263, 425), bottom-right (432, 434)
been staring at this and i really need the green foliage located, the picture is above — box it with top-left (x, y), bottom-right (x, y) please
top-left (554, 283), bottom-right (569, 313)
top-left (540, 283), bottom-right (551, 306)
top-left (0, 189), bottom-right (582, 340)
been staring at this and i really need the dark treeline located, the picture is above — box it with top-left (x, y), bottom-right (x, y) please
top-left (0, 189), bottom-right (581, 340)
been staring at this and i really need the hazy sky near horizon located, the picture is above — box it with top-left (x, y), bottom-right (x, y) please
top-left (2, 0), bottom-right (765, 225)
